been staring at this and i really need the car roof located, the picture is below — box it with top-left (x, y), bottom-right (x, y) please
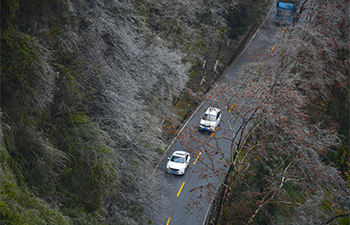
top-left (172, 150), bottom-right (188, 156)
top-left (204, 107), bottom-right (220, 115)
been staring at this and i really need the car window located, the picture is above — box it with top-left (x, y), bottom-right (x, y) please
top-left (170, 155), bottom-right (185, 163)
top-left (217, 112), bottom-right (221, 120)
top-left (203, 113), bottom-right (216, 121)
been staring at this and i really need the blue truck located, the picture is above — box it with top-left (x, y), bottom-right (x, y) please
top-left (275, 1), bottom-right (296, 25)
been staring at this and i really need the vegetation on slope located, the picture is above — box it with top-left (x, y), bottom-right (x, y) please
top-left (0, 0), bottom-right (272, 224)
top-left (136, 0), bottom-right (270, 132)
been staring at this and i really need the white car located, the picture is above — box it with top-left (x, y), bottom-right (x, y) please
top-left (198, 107), bottom-right (221, 132)
top-left (166, 150), bottom-right (191, 175)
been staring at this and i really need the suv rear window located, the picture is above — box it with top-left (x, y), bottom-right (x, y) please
top-left (170, 155), bottom-right (185, 163)
top-left (203, 114), bottom-right (216, 121)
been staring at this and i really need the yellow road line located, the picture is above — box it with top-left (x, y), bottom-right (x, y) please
top-left (193, 152), bottom-right (202, 165)
top-left (228, 104), bottom-right (235, 113)
top-left (271, 28), bottom-right (285, 53)
top-left (166, 217), bottom-right (171, 225)
top-left (271, 43), bottom-right (277, 52)
top-left (177, 182), bottom-right (185, 197)
top-left (210, 127), bottom-right (219, 138)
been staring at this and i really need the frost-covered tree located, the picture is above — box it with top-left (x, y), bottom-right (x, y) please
top-left (178, 0), bottom-right (350, 224)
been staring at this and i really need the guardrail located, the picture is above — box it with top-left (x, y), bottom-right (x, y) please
top-left (202, 196), bottom-right (215, 225)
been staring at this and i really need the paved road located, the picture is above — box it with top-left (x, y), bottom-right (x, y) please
top-left (150, 3), bottom-right (283, 224)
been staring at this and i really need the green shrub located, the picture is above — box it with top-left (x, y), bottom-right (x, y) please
top-left (0, 143), bottom-right (71, 225)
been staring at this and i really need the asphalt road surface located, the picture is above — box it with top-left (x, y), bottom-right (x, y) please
top-left (150, 3), bottom-right (284, 224)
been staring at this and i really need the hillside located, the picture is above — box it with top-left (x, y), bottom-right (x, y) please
top-left (1, 0), bottom-right (271, 224)
top-left (1, 0), bottom-right (349, 224)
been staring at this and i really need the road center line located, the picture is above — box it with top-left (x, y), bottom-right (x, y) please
top-left (271, 29), bottom-right (285, 53)
top-left (210, 127), bottom-right (219, 138)
top-left (228, 103), bottom-right (235, 113)
top-left (271, 43), bottom-right (277, 52)
top-left (193, 152), bottom-right (202, 165)
top-left (177, 182), bottom-right (185, 197)
top-left (166, 217), bottom-right (171, 225)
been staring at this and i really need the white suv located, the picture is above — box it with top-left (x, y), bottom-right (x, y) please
top-left (166, 151), bottom-right (191, 175)
top-left (198, 107), bottom-right (221, 132)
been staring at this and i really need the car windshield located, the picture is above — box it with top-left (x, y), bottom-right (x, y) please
top-left (203, 113), bottom-right (216, 121)
top-left (170, 155), bottom-right (185, 163)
